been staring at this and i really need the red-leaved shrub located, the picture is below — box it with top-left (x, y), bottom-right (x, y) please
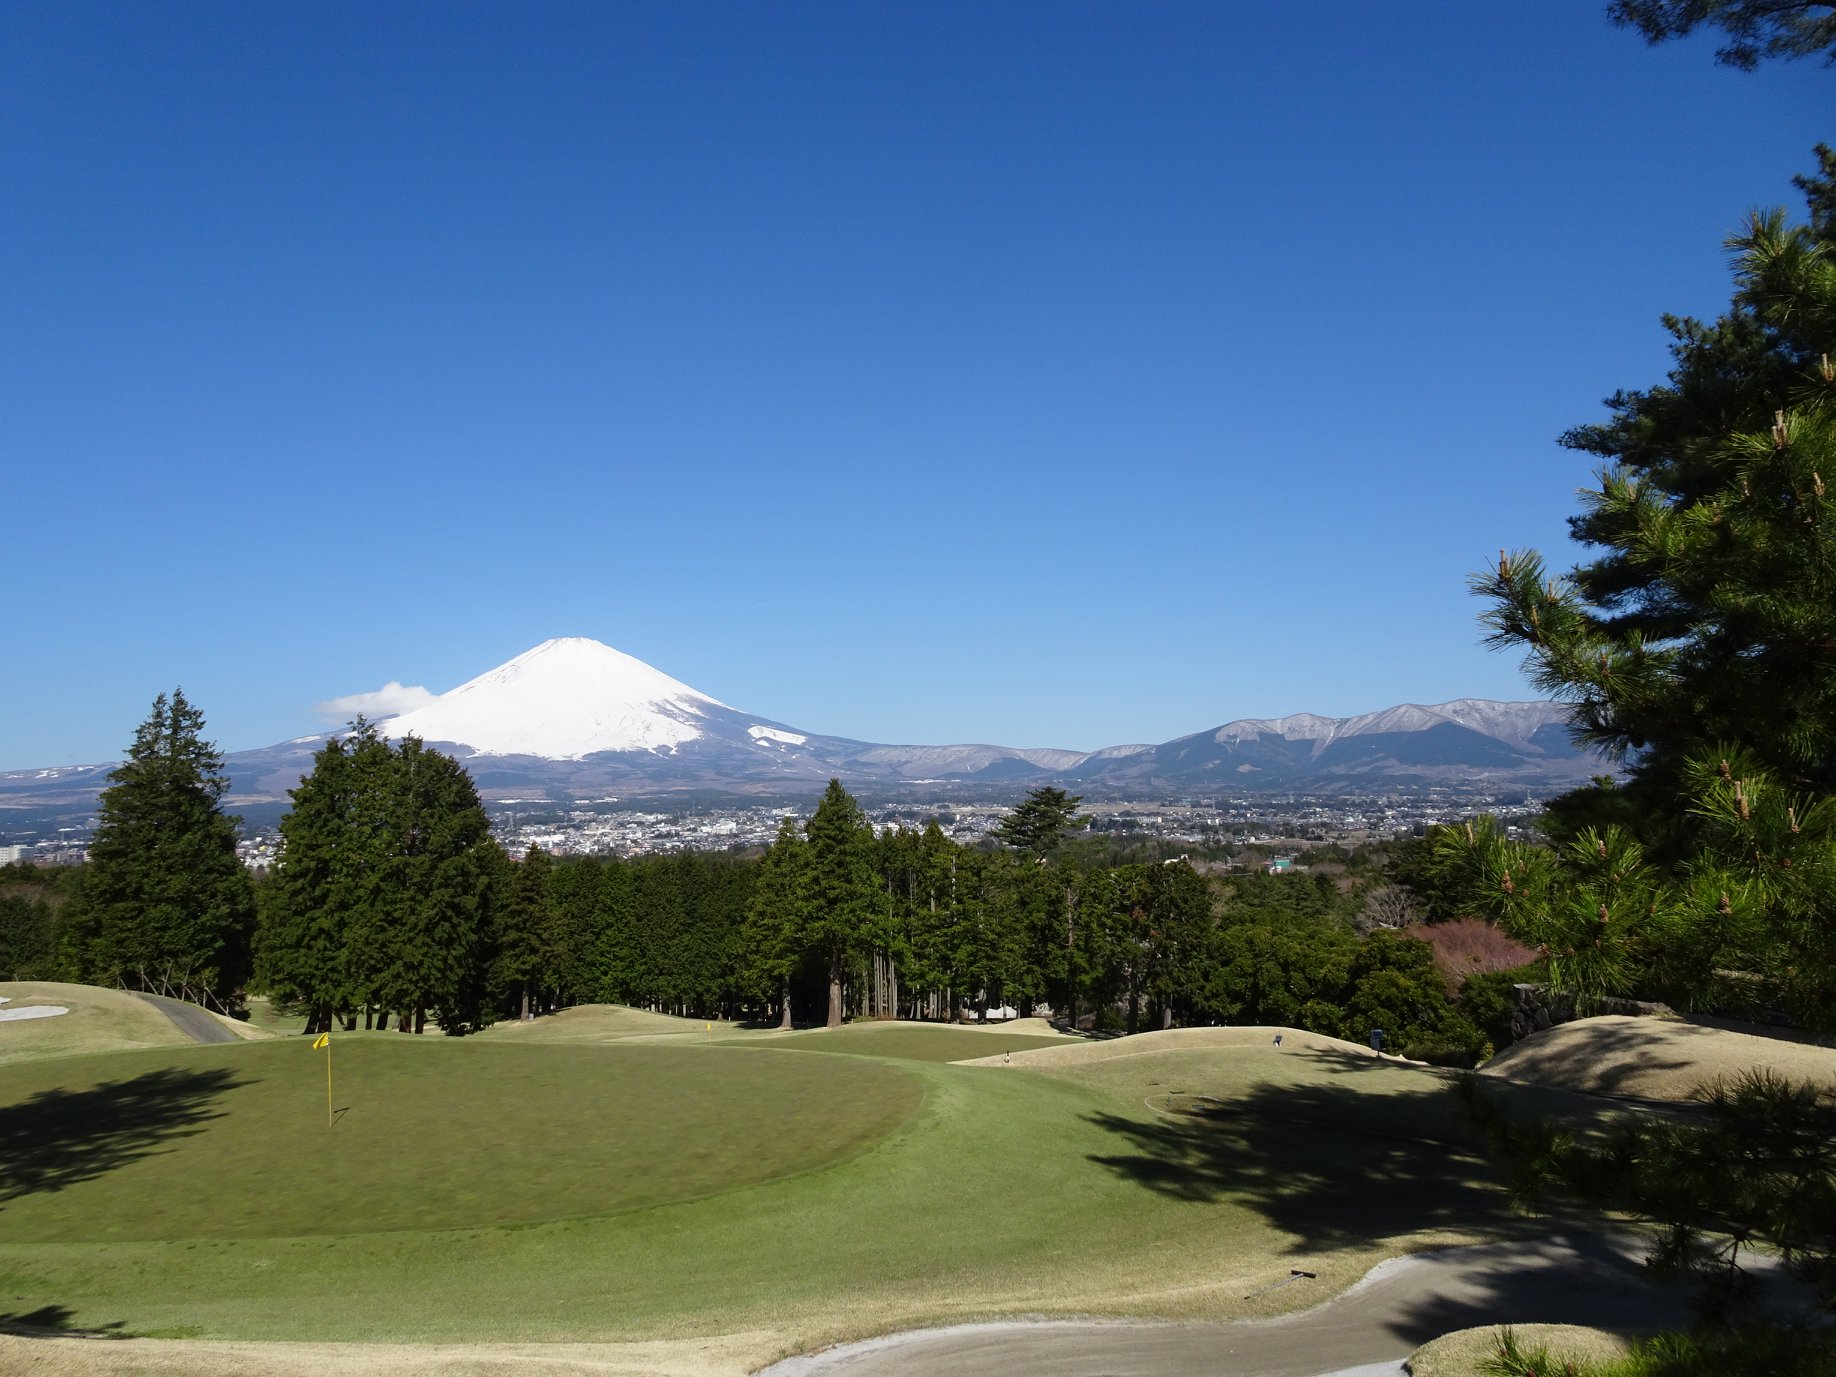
top-left (1404, 918), bottom-right (1536, 983)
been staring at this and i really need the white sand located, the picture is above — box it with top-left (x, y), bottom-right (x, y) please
top-left (0, 1004), bottom-right (69, 1021)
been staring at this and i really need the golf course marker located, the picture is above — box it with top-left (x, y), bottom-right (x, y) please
top-left (313, 1031), bottom-right (332, 1127)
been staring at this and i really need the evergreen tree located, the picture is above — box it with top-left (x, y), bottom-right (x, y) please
top-left (257, 721), bottom-right (397, 1032)
top-left (1460, 151), bottom-right (1836, 1337)
top-left (255, 732), bottom-right (356, 1031)
top-left (68, 690), bottom-right (254, 1010)
top-left (993, 786), bottom-right (1084, 859)
top-left (497, 844), bottom-right (552, 1020)
top-left (804, 780), bottom-right (880, 1027)
top-left (371, 738), bottom-right (496, 1034)
top-left (1477, 149), bottom-right (1836, 826)
top-left (743, 817), bottom-right (809, 1028)
top-left (256, 725), bottom-right (498, 1034)
top-left (1609, 0), bottom-right (1836, 69)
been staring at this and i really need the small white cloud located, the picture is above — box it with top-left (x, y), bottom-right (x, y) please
top-left (312, 681), bottom-right (437, 724)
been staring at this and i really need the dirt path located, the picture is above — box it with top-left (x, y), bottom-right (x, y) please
top-left (754, 1233), bottom-right (1704, 1377)
top-left (131, 993), bottom-right (239, 1045)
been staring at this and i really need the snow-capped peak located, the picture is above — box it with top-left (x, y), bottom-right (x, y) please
top-left (378, 638), bottom-right (729, 760)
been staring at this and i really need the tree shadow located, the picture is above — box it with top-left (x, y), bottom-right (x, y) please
top-left (0, 1067), bottom-right (243, 1206)
top-left (0, 1304), bottom-right (128, 1338)
top-left (1484, 1018), bottom-right (1703, 1103)
top-left (1086, 1054), bottom-right (1522, 1247)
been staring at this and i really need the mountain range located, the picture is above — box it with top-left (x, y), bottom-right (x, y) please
top-left (1, 637), bottom-right (1602, 832)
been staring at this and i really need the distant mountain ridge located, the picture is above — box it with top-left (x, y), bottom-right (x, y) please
top-left (0, 639), bottom-right (1603, 829)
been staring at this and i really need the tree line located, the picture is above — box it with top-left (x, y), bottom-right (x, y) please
top-left (21, 698), bottom-right (1517, 1061)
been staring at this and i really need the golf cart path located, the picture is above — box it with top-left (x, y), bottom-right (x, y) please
top-left (132, 992), bottom-right (239, 1044)
top-left (755, 1233), bottom-right (1704, 1377)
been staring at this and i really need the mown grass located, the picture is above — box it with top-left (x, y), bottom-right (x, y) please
top-left (0, 982), bottom-right (201, 1067)
top-left (0, 1024), bottom-right (1599, 1350)
top-left (0, 1038), bottom-right (919, 1241)
top-left (734, 1021), bottom-right (1073, 1062)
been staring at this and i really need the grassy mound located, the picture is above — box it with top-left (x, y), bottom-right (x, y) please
top-left (745, 1020), bottom-right (1073, 1063)
top-left (0, 1038), bottom-right (920, 1242)
top-left (473, 1004), bottom-right (742, 1045)
top-left (0, 982), bottom-right (224, 1066)
top-left (956, 1024), bottom-right (1382, 1069)
top-left (1479, 1015), bottom-right (1836, 1102)
top-left (1411, 1324), bottom-right (1631, 1377)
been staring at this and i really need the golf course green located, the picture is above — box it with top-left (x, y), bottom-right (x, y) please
top-left (0, 996), bottom-right (1602, 1369)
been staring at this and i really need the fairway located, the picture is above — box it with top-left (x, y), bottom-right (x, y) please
top-left (0, 1037), bottom-right (920, 1242)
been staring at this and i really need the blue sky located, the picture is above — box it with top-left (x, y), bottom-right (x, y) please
top-left (2, 2), bottom-right (1826, 769)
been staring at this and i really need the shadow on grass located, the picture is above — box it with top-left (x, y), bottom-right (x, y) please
top-left (1086, 1052), bottom-right (1517, 1248)
top-left (1486, 1018), bottom-right (1701, 1102)
top-left (0, 1304), bottom-right (128, 1338)
top-left (0, 1067), bottom-right (243, 1206)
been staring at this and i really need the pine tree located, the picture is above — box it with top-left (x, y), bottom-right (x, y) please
top-left (1609, 1), bottom-right (1836, 69)
top-left (1477, 148), bottom-right (1836, 827)
top-left (1461, 150), bottom-right (1836, 1332)
top-left (69, 690), bottom-right (255, 1011)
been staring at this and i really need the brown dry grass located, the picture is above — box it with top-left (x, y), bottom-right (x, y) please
top-left (1409, 1323), bottom-right (1630, 1377)
top-left (953, 1024), bottom-right (1391, 1068)
top-left (0, 1331), bottom-right (775, 1377)
top-left (1479, 1015), bottom-right (1836, 1102)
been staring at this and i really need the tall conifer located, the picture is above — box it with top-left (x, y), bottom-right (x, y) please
top-left (70, 690), bottom-right (255, 1010)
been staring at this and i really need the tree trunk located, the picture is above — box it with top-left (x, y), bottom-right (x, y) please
top-left (1161, 1004), bottom-right (1174, 1031)
top-left (778, 977), bottom-right (793, 1030)
top-left (521, 981), bottom-right (531, 1022)
top-left (1127, 983), bottom-right (1139, 1036)
top-left (827, 951), bottom-right (844, 1028)
top-left (414, 1006), bottom-right (426, 1035)
top-left (364, 1004), bottom-right (374, 1031)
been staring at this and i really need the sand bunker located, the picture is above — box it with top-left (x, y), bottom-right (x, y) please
top-left (1479, 1015), bottom-right (1836, 1103)
top-left (0, 1004), bottom-right (70, 1021)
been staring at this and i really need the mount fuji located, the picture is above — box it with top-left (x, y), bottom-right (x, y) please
top-left (0, 638), bottom-right (1604, 829)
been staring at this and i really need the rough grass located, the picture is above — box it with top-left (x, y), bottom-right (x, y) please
top-left (1411, 1324), bottom-right (1631, 1377)
top-left (0, 1024), bottom-right (1618, 1370)
top-left (0, 982), bottom-right (202, 1066)
top-left (1479, 1015), bottom-right (1836, 1102)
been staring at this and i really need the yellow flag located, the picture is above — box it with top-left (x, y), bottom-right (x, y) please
top-left (312, 1032), bottom-right (329, 1050)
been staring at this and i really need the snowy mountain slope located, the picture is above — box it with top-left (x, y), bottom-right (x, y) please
top-left (0, 642), bottom-right (1606, 824)
top-left (377, 638), bottom-right (731, 759)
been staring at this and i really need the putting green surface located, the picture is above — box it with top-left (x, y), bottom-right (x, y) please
top-left (0, 1038), bottom-right (920, 1242)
